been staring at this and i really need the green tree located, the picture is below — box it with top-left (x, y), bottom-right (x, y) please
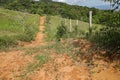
top-left (104, 0), bottom-right (120, 10)
top-left (40, 0), bottom-right (52, 2)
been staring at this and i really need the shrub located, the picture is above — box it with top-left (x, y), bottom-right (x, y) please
top-left (17, 26), bottom-right (36, 42)
top-left (89, 12), bottom-right (120, 57)
top-left (89, 27), bottom-right (120, 60)
top-left (102, 12), bottom-right (120, 27)
top-left (46, 15), bottom-right (51, 24)
top-left (56, 21), bottom-right (67, 41)
top-left (0, 35), bottom-right (17, 49)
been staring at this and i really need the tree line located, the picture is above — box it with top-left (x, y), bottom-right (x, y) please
top-left (1, 0), bottom-right (118, 25)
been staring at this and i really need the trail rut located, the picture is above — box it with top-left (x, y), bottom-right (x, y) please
top-left (25, 16), bottom-right (46, 47)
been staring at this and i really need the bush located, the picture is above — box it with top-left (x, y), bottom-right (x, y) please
top-left (89, 11), bottom-right (120, 58)
top-left (46, 15), bottom-right (51, 24)
top-left (0, 35), bottom-right (17, 49)
top-left (99, 11), bottom-right (120, 27)
top-left (89, 27), bottom-right (120, 59)
top-left (56, 21), bottom-right (67, 41)
top-left (17, 26), bottom-right (36, 42)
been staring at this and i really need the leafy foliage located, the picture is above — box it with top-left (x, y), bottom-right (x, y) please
top-left (102, 11), bottom-right (120, 27)
top-left (2, 0), bottom-right (118, 27)
top-left (56, 21), bottom-right (67, 41)
top-left (88, 6), bottom-right (120, 55)
top-left (0, 36), bottom-right (17, 49)
top-left (17, 26), bottom-right (36, 42)
top-left (1, 0), bottom-right (113, 24)
top-left (89, 12), bottom-right (120, 58)
top-left (104, 0), bottom-right (120, 10)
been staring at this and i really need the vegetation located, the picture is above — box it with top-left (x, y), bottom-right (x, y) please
top-left (45, 14), bottom-right (120, 61)
top-left (104, 0), bottom-right (120, 10)
top-left (0, 8), bottom-right (39, 49)
top-left (0, 1), bottom-right (120, 80)
top-left (56, 21), bottom-right (67, 41)
top-left (89, 11), bottom-right (120, 57)
top-left (45, 15), bottom-right (102, 41)
top-left (0, 0), bottom-right (117, 24)
top-left (0, 0), bottom-right (120, 60)
top-left (20, 53), bottom-right (50, 79)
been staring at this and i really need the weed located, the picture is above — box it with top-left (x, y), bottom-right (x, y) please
top-left (0, 35), bottom-right (17, 50)
top-left (56, 21), bottom-right (67, 41)
top-left (20, 54), bottom-right (50, 79)
top-left (34, 54), bottom-right (49, 63)
top-left (27, 54), bottom-right (49, 72)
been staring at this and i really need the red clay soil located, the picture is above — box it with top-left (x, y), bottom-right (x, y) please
top-left (91, 59), bottom-right (120, 80)
top-left (0, 51), bottom-right (34, 80)
top-left (72, 39), bottom-right (120, 80)
top-left (27, 53), bottom-right (91, 80)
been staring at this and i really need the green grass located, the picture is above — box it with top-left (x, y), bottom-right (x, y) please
top-left (27, 54), bottom-right (49, 72)
top-left (0, 8), bottom-right (39, 34)
top-left (0, 8), bottom-right (39, 49)
top-left (20, 54), bottom-right (50, 79)
top-left (45, 15), bottom-right (104, 41)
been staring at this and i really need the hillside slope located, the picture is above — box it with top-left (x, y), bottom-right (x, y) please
top-left (0, 8), bottom-right (39, 49)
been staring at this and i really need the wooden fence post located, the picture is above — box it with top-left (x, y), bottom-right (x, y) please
top-left (70, 18), bottom-right (72, 32)
top-left (76, 20), bottom-right (78, 26)
top-left (89, 11), bottom-right (92, 33)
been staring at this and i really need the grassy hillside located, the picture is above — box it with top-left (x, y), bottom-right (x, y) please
top-left (45, 15), bottom-right (103, 41)
top-left (0, 8), bottom-right (39, 49)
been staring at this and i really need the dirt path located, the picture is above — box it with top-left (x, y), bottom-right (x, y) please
top-left (32, 17), bottom-right (45, 45)
top-left (27, 54), bottom-right (91, 80)
top-left (24, 16), bottom-right (46, 47)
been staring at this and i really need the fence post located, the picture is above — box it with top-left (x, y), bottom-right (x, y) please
top-left (89, 11), bottom-right (92, 33)
top-left (70, 18), bottom-right (72, 32)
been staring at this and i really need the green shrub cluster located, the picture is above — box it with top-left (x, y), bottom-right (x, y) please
top-left (89, 27), bottom-right (120, 60)
top-left (17, 26), bottom-right (37, 42)
top-left (56, 21), bottom-right (87, 41)
top-left (56, 21), bottom-right (67, 41)
top-left (0, 36), bottom-right (17, 49)
top-left (90, 12), bottom-right (120, 47)
top-left (89, 12), bottom-right (120, 58)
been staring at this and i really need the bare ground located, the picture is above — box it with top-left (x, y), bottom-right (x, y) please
top-left (0, 16), bottom-right (120, 80)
